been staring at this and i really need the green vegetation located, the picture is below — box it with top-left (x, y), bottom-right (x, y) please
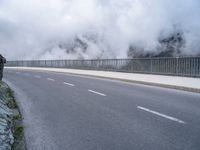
top-left (4, 84), bottom-right (26, 150)
top-left (12, 125), bottom-right (25, 150)
top-left (6, 87), bottom-right (18, 109)
top-left (13, 114), bottom-right (22, 121)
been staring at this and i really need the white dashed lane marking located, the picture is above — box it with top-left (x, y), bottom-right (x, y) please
top-left (63, 82), bottom-right (75, 86)
top-left (137, 106), bottom-right (186, 124)
top-left (47, 78), bottom-right (55, 81)
top-left (88, 90), bottom-right (106, 97)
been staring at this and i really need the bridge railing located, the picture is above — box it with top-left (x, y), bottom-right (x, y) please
top-left (6, 57), bottom-right (200, 77)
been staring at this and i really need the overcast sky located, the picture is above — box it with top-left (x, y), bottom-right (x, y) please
top-left (0, 0), bottom-right (200, 60)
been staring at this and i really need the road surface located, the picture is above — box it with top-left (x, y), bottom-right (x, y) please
top-left (4, 69), bottom-right (200, 150)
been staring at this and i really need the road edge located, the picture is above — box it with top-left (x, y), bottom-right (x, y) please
top-left (55, 71), bottom-right (200, 93)
top-left (6, 67), bottom-right (200, 93)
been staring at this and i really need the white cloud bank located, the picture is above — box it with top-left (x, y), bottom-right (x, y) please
top-left (0, 0), bottom-right (200, 60)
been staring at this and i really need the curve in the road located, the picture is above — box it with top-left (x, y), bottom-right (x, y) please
top-left (4, 69), bottom-right (200, 150)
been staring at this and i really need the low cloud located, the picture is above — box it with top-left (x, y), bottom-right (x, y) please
top-left (0, 0), bottom-right (200, 60)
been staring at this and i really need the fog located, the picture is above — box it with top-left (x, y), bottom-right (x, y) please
top-left (0, 0), bottom-right (200, 60)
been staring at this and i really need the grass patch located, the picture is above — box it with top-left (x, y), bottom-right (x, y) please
top-left (3, 83), bottom-right (26, 150)
top-left (12, 126), bottom-right (25, 150)
top-left (13, 114), bottom-right (22, 121)
top-left (6, 87), bottom-right (18, 109)
top-left (7, 87), bottom-right (14, 97)
top-left (12, 113), bottom-right (26, 150)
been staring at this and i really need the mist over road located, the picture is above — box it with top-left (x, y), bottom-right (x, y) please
top-left (4, 69), bottom-right (200, 150)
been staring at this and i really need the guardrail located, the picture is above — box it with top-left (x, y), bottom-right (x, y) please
top-left (6, 57), bottom-right (200, 77)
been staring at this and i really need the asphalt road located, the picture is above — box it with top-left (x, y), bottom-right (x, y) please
top-left (4, 69), bottom-right (200, 150)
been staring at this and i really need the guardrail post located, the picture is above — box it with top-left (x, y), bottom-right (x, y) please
top-left (176, 57), bottom-right (179, 75)
top-left (150, 59), bottom-right (153, 73)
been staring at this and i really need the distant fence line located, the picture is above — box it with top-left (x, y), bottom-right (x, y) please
top-left (6, 57), bottom-right (200, 77)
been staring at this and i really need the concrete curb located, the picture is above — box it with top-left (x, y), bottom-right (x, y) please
top-left (5, 67), bottom-right (200, 93)
top-left (50, 71), bottom-right (200, 93)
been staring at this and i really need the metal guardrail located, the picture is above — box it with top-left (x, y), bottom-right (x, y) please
top-left (5, 57), bottom-right (200, 77)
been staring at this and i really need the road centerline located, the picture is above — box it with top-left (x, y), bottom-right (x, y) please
top-left (137, 106), bottom-right (186, 124)
top-left (63, 82), bottom-right (75, 86)
top-left (47, 78), bottom-right (55, 81)
top-left (88, 89), bottom-right (106, 97)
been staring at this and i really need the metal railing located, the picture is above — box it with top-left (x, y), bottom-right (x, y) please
top-left (6, 57), bottom-right (200, 77)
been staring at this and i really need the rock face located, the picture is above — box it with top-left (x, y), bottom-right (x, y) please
top-left (0, 82), bottom-right (14, 150)
top-left (127, 32), bottom-right (200, 58)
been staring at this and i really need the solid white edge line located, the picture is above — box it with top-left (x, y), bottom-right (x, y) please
top-left (137, 106), bottom-right (186, 124)
top-left (88, 90), bottom-right (106, 97)
top-left (63, 82), bottom-right (75, 86)
top-left (47, 78), bottom-right (55, 81)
